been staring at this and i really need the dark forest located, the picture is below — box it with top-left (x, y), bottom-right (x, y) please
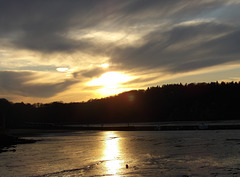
top-left (1, 82), bottom-right (240, 128)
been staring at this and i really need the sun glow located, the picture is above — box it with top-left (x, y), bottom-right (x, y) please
top-left (87, 72), bottom-right (133, 96)
top-left (100, 63), bottom-right (109, 68)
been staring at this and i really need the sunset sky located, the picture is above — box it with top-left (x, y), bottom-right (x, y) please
top-left (1, 0), bottom-right (240, 103)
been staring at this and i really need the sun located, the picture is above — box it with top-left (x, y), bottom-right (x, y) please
top-left (88, 72), bottom-right (130, 86)
top-left (87, 71), bottom-right (133, 96)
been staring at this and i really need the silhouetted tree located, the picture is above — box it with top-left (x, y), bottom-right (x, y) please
top-left (1, 82), bottom-right (240, 128)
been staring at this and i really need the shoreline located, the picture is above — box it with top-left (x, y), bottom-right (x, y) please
top-left (2, 122), bottom-right (240, 153)
top-left (0, 135), bottom-right (38, 153)
top-left (58, 124), bottom-right (240, 131)
top-left (11, 122), bottom-right (240, 132)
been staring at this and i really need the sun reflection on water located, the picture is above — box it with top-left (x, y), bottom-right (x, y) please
top-left (103, 132), bottom-right (121, 176)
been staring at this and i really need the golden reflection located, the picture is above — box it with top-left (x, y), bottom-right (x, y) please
top-left (103, 132), bottom-right (121, 176)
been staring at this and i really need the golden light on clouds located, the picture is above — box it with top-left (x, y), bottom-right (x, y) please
top-left (56, 67), bottom-right (75, 77)
top-left (56, 68), bottom-right (70, 72)
top-left (87, 72), bottom-right (134, 97)
top-left (70, 30), bottom-right (141, 46)
top-left (99, 63), bottom-right (109, 68)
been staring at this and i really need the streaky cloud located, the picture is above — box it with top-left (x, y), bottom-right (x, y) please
top-left (0, 0), bottom-right (234, 54)
top-left (0, 71), bottom-right (78, 97)
top-left (110, 21), bottom-right (240, 73)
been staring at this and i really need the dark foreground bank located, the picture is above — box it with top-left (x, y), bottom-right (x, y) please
top-left (0, 135), bottom-right (37, 153)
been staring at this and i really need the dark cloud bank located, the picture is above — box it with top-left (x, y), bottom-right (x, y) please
top-left (1, 0), bottom-right (240, 72)
top-left (113, 22), bottom-right (240, 72)
top-left (0, 71), bottom-right (77, 97)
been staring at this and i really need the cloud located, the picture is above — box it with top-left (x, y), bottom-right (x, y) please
top-left (123, 76), bottom-right (160, 86)
top-left (80, 68), bottom-right (106, 78)
top-left (1, 0), bottom-right (240, 69)
top-left (110, 20), bottom-right (240, 73)
top-left (0, 0), bottom-right (235, 54)
top-left (0, 1), bottom-right (109, 53)
top-left (72, 65), bottom-right (115, 80)
top-left (0, 71), bottom-right (78, 97)
top-left (172, 30), bottom-right (240, 72)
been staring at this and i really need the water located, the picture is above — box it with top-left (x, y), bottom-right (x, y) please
top-left (0, 130), bottom-right (240, 177)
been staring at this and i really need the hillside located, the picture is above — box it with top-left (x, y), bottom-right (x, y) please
top-left (1, 82), bottom-right (240, 128)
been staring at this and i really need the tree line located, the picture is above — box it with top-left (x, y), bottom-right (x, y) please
top-left (1, 81), bottom-right (240, 128)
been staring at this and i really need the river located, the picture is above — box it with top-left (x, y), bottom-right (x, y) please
top-left (0, 130), bottom-right (240, 176)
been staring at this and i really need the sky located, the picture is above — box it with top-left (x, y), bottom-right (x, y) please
top-left (1, 0), bottom-right (240, 103)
